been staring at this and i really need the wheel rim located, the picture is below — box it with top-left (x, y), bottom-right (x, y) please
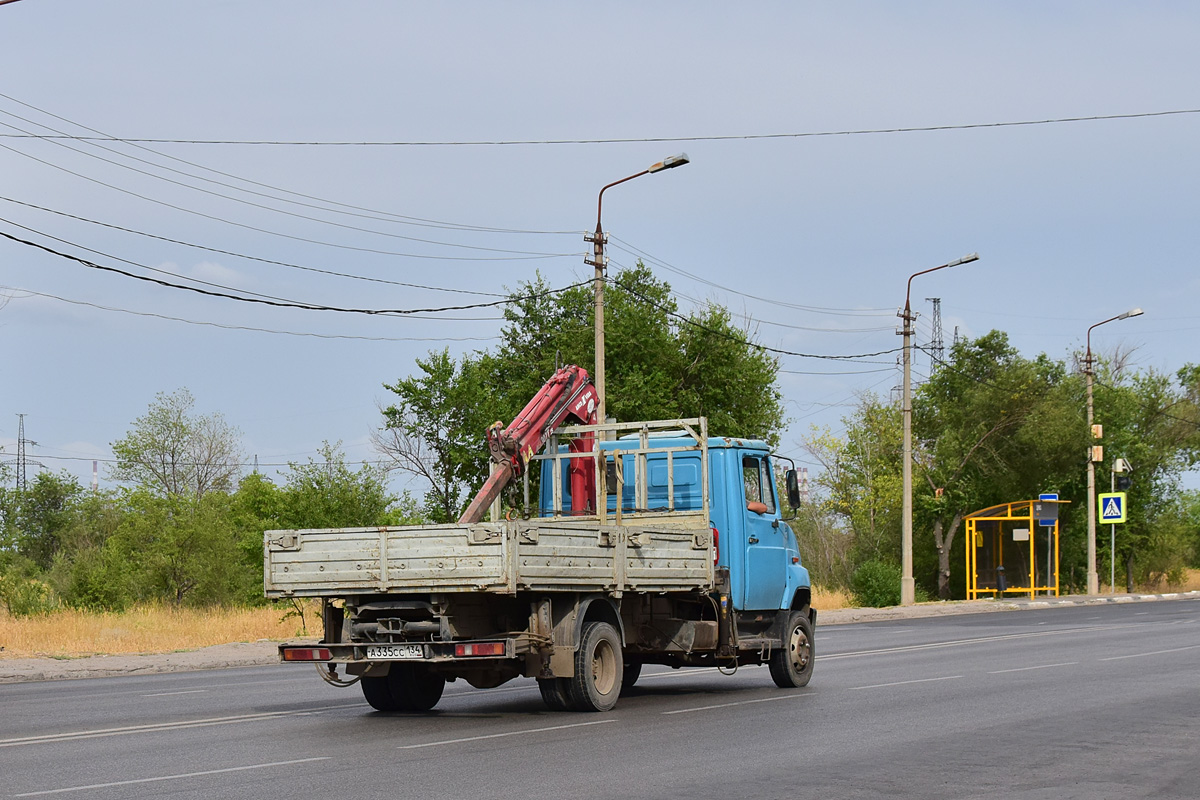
top-left (591, 638), bottom-right (618, 695)
top-left (788, 624), bottom-right (811, 672)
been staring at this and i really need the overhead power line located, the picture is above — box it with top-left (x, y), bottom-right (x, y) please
top-left (0, 227), bottom-right (590, 316)
top-left (0, 195), bottom-right (507, 298)
top-left (0, 108), bottom-right (1194, 146)
top-left (0, 91), bottom-right (577, 236)
top-left (1, 285), bottom-right (501, 341)
top-left (619, 280), bottom-right (901, 362)
top-left (0, 140), bottom-right (576, 262)
top-left (609, 237), bottom-right (893, 318)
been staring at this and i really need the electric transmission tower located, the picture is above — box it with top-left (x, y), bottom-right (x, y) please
top-left (925, 297), bottom-right (944, 368)
top-left (14, 413), bottom-right (42, 491)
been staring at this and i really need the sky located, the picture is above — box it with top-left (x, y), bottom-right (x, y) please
top-left (1, 1), bottom-right (1197, 498)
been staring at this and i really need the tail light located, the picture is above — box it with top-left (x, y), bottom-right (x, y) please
top-left (282, 647), bottom-right (332, 661)
top-left (455, 641), bottom-right (507, 657)
top-left (712, 526), bottom-right (720, 565)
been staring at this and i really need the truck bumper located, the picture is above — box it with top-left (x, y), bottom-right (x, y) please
top-left (278, 638), bottom-right (524, 665)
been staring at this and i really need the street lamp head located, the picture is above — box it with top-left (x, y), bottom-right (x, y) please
top-left (1118, 307), bottom-right (1144, 320)
top-left (648, 153), bottom-right (690, 173)
top-left (945, 253), bottom-right (980, 269)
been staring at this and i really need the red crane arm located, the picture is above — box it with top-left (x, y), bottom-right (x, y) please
top-left (458, 365), bottom-right (600, 524)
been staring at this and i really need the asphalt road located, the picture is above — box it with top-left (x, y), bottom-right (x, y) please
top-left (3, 599), bottom-right (1198, 800)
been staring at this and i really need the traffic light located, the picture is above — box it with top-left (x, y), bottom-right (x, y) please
top-left (1116, 475), bottom-right (1132, 491)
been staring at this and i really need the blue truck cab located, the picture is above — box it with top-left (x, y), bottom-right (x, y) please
top-left (539, 432), bottom-right (810, 615)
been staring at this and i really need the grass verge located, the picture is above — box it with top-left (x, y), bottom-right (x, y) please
top-left (0, 603), bottom-right (316, 660)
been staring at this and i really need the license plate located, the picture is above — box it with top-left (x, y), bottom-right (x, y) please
top-left (366, 644), bottom-right (425, 660)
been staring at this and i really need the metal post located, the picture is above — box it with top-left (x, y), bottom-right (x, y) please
top-left (901, 302), bottom-right (915, 606)
top-left (1110, 467), bottom-right (1116, 593)
top-left (591, 223), bottom-right (607, 429)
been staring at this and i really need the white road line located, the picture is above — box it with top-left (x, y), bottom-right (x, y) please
top-left (820, 620), bottom-right (1179, 662)
top-left (849, 675), bottom-right (963, 691)
top-left (141, 689), bottom-right (208, 697)
top-left (13, 757), bottom-right (331, 797)
top-left (988, 662), bottom-right (1078, 674)
top-left (397, 719), bottom-right (614, 749)
top-left (0, 704), bottom-right (359, 748)
top-left (661, 693), bottom-right (810, 715)
top-left (1100, 644), bottom-right (1200, 661)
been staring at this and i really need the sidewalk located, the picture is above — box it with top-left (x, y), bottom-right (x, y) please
top-left (3, 591), bottom-right (1197, 684)
top-left (819, 588), bottom-right (1200, 625)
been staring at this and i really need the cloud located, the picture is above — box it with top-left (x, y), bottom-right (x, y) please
top-left (189, 261), bottom-right (247, 286)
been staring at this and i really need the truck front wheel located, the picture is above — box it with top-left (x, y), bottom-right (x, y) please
top-left (567, 621), bottom-right (622, 712)
top-left (769, 611), bottom-right (814, 688)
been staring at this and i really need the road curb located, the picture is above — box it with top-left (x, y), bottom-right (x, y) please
top-left (819, 589), bottom-right (1200, 626)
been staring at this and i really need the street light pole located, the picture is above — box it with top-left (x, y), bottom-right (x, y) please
top-left (1084, 307), bottom-right (1143, 595)
top-left (900, 253), bottom-right (979, 606)
top-left (585, 154), bottom-right (689, 427)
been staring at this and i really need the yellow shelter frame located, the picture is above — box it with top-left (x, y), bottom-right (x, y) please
top-left (965, 499), bottom-right (1069, 600)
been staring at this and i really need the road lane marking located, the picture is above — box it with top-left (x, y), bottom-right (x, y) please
top-left (819, 620), bottom-right (1184, 662)
top-left (0, 704), bottom-right (360, 748)
top-left (1100, 644), bottom-right (1200, 661)
top-left (397, 719), bottom-right (614, 749)
top-left (141, 689), bottom-right (208, 697)
top-left (849, 675), bottom-right (962, 690)
top-left (988, 662), bottom-right (1078, 674)
top-left (662, 693), bottom-right (810, 715)
top-left (13, 757), bottom-right (330, 797)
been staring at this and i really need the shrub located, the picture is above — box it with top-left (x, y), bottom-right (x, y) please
top-left (0, 573), bottom-right (61, 617)
top-left (851, 559), bottom-right (902, 608)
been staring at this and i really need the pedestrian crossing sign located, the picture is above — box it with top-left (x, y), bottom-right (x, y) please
top-left (1098, 492), bottom-right (1127, 524)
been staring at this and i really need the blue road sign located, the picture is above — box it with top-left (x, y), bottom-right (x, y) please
top-left (1038, 492), bottom-right (1058, 527)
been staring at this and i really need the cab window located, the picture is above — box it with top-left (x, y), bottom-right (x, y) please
top-left (742, 455), bottom-right (776, 513)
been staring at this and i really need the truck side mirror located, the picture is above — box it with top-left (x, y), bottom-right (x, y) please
top-left (785, 469), bottom-right (801, 510)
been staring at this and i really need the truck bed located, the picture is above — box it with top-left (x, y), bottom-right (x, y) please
top-left (264, 517), bottom-right (714, 598)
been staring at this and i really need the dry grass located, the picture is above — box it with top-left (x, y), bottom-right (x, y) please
top-left (0, 603), bottom-right (317, 660)
top-left (812, 585), bottom-right (852, 610)
top-left (1102, 567), bottom-right (1200, 594)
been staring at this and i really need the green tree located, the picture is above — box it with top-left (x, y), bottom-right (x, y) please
top-left (378, 264), bottom-right (785, 520)
top-left (912, 332), bottom-right (1086, 598)
top-left (110, 388), bottom-right (243, 498)
top-left (105, 489), bottom-right (250, 606)
top-left (376, 352), bottom-right (494, 522)
top-left (804, 395), bottom-right (903, 567)
top-left (279, 442), bottom-right (398, 529)
top-left (1087, 361), bottom-right (1200, 589)
top-left (11, 471), bottom-right (85, 570)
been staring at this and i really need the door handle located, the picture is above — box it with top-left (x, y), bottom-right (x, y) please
top-left (748, 536), bottom-right (759, 544)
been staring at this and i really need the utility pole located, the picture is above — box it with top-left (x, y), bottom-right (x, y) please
top-left (586, 154), bottom-right (689, 429)
top-left (900, 254), bottom-right (979, 606)
top-left (1084, 308), bottom-right (1143, 595)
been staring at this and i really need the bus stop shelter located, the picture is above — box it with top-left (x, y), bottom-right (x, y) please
top-left (966, 499), bottom-right (1069, 599)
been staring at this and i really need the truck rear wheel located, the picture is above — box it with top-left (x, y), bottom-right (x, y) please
top-left (361, 674), bottom-right (400, 711)
top-left (537, 677), bottom-right (574, 711)
top-left (769, 611), bottom-right (814, 688)
top-left (568, 621), bottom-right (622, 712)
top-left (389, 663), bottom-right (445, 711)
top-left (622, 662), bottom-right (642, 690)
